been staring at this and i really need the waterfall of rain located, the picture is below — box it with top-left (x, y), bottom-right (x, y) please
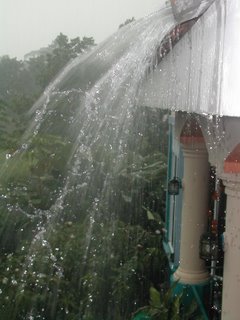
top-left (0, 0), bottom-right (232, 318)
top-left (0, 3), bottom-right (175, 320)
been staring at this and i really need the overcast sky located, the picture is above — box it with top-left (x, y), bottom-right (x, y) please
top-left (0, 0), bottom-right (161, 59)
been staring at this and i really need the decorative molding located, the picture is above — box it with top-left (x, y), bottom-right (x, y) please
top-left (224, 143), bottom-right (240, 174)
top-left (221, 174), bottom-right (240, 197)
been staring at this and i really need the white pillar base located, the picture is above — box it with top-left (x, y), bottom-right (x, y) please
top-left (174, 266), bottom-right (210, 285)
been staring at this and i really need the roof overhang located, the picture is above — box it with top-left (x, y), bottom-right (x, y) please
top-left (170, 0), bottom-right (215, 22)
top-left (138, 0), bottom-right (240, 118)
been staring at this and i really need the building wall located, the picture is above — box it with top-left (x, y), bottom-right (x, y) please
top-left (167, 111), bottom-right (240, 319)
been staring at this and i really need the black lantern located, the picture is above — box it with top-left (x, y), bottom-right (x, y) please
top-left (199, 232), bottom-right (218, 261)
top-left (168, 177), bottom-right (182, 195)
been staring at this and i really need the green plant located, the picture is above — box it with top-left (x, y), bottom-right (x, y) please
top-left (0, 92), bottom-right (169, 320)
top-left (134, 285), bottom-right (204, 320)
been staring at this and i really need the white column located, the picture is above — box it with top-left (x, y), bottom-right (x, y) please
top-left (221, 176), bottom-right (240, 320)
top-left (174, 143), bottom-right (210, 284)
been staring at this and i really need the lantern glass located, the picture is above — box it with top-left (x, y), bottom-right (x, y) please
top-left (168, 177), bottom-right (181, 195)
top-left (200, 233), bottom-right (218, 261)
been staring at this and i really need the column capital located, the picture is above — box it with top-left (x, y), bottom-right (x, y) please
top-left (220, 173), bottom-right (240, 198)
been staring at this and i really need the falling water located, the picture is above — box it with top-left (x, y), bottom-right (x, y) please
top-left (0, 0), bottom-right (234, 317)
top-left (0, 2), bottom-right (174, 319)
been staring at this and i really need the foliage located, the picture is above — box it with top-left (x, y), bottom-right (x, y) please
top-left (0, 99), bottom-right (30, 151)
top-left (26, 33), bottom-right (96, 90)
top-left (145, 285), bottom-right (182, 320)
top-left (0, 56), bottom-right (38, 103)
top-left (0, 218), bottom-right (167, 320)
top-left (1, 134), bottom-right (72, 211)
top-left (134, 285), bottom-right (204, 320)
top-left (0, 106), bottom-right (169, 319)
top-left (0, 32), bottom-right (171, 320)
top-left (0, 56), bottom-right (39, 138)
top-left (0, 33), bottom-right (96, 115)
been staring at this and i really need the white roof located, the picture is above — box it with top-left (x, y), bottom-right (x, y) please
top-left (138, 0), bottom-right (240, 117)
top-left (170, 0), bottom-right (215, 22)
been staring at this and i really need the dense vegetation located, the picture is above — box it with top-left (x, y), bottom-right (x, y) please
top-left (0, 33), bottom-right (172, 320)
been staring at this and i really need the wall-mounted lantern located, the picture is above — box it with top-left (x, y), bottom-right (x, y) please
top-left (199, 232), bottom-right (218, 261)
top-left (168, 177), bottom-right (182, 196)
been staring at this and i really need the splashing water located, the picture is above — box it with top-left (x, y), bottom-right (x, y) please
top-left (2, 7), bottom-right (174, 221)
top-left (0, 3), bottom-right (174, 320)
top-left (0, 0), bottom-right (234, 316)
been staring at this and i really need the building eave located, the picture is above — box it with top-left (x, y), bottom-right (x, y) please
top-left (138, 0), bottom-right (240, 118)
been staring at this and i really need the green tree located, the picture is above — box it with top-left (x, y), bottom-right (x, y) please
top-left (0, 56), bottom-right (39, 103)
top-left (26, 33), bottom-right (96, 90)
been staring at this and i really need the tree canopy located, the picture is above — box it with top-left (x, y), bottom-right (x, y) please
top-left (0, 33), bottom-right (96, 148)
top-left (0, 31), bottom-right (172, 320)
top-left (0, 33), bottom-right (96, 104)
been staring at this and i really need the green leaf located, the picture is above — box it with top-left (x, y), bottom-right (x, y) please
top-left (171, 293), bottom-right (182, 320)
top-left (149, 286), bottom-right (161, 309)
top-left (147, 210), bottom-right (155, 221)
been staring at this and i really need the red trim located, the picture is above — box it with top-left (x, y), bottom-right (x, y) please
top-left (180, 118), bottom-right (205, 145)
top-left (224, 143), bottom-right (240, 173)
top-left (224, 162), bottom-right (240, 173)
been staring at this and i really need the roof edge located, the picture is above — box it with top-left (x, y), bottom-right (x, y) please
top-left (170, 0), bottom-right (215, 23)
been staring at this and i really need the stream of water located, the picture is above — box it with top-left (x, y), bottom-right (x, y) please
top-left (0, 3), bottom-right (179, 319)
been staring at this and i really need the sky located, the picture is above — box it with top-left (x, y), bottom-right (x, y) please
top-left (0, 0), bottom-right (161, 60)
